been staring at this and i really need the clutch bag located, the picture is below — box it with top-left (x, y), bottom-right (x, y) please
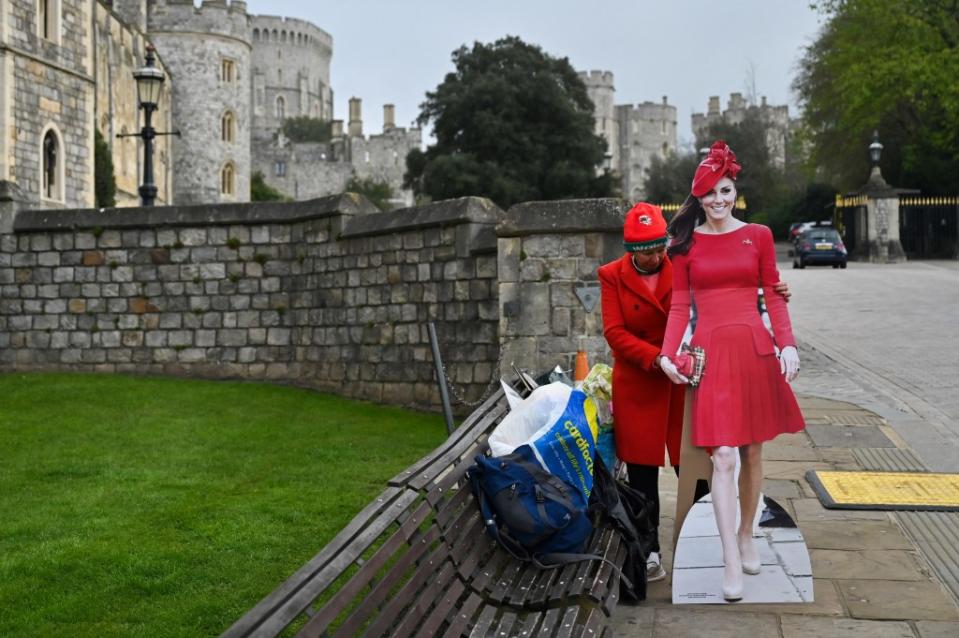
top-left (673, 344), bottom-right (706, 387)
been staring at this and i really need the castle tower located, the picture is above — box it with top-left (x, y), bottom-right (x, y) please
top-left (249, 15), bottom-right (333, 141)
top-left (111, 0), bottom-right (148, 32)
top-left (616, 98), bottom-right (677, 202)
top-left (578, 70), bottom-right (619, 173)
top-left (147, 0), bottom-right (252, 204)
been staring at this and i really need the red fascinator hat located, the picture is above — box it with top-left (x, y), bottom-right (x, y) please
top-left (691, 140), bottom-right (741, 197)
top-left (623, 202), bottom-right (668, 251)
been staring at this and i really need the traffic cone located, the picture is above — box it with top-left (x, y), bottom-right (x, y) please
top-left (574, 349), bottom-right (589, 382)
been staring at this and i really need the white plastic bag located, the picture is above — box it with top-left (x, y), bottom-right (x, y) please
top-left (488, 382), bottom-right (573, 457)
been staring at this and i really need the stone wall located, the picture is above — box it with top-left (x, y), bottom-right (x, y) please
top-left (0, 195), bottom-right (503, 411)
top-left (497, 198), bottom-right (627, 376)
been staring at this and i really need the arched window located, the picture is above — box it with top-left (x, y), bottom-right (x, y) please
top-left (41, 127), bottom-right (64, 202)
top-left (252, 28), bottom-right (260, 42)
top-left (271, 29), bottom-right (278, 42)
top-left (220, 58), bottom-right (236, 83)
top-left (221, 111), bottom-right (235, 143)
top-left (220, 162), bottom-right (235, 197)
top-left (275, 96), bottom-right (285, 120)
top-left (37, 0), bottom-right (60, 43)
top-left (281, 31), bottom-right (287, 43)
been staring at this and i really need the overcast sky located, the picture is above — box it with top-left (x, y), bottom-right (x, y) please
top-left (244, 1), bottom-right (826, 147)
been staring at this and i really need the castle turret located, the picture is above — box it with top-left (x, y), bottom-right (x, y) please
top-left (383, 104), bottom-right (395, 132)
top-left (578, 70), bottom-right (619, 175)
top-left (147, 0), bottom-right (252, 204)
top-left (348, 97), bottom-right (363, 137)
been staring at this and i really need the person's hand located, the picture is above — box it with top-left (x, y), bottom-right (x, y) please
top-left (659, 355), bottom-right (690, 385)
top-left (773, 280), bottom-right (791, 303)
top-left (780, 346), bottom-right (800, 382)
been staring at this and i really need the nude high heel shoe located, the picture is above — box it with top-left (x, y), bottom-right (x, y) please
top-left (739, 537), bottom-right (761, 575)
top-left (722, 563), bottom-right (744, 602)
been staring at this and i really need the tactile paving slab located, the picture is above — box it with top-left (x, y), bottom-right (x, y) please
top-left (807, 470), bottom-right (959, 511)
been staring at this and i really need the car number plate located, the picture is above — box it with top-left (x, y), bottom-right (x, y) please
top-left (815, 243), bottom-right (833, 250)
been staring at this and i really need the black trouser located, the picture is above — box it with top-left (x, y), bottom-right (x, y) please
top-left (626, 463), bottom-right (710, 554)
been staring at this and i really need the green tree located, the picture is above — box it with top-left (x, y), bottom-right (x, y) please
top-left (281, 116), bottom-right (332, 143)
top-left (346, 176), bottom-right (394, 211)
top-left (697, 109), bottom-right (784, 215)
top-left (250, 172), bottom-right (288, 202)
top-left (405, 36), bottom-right (616, 208)
top-left (94, 129), bottom-right (116, 208)
top-left (643, 151), bottom-right (702, 204)
top-left (796, 0), bottom-right (959, 193)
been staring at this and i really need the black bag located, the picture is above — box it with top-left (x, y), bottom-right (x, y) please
top-left (588, 454), bottom-right (656, 604)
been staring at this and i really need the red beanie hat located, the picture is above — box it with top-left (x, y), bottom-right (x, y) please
top-left (691, 140), bottom-right (742, 197)
top-left (623, 203), bottom-right (668, 251)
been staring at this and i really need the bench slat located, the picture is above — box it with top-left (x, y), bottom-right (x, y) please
top-left (298, 500), bottom-right (435, 634)
top-left (222, 487), bottom-right (417, 637)
top-left (390, 559), bottom-right (459, 637)
top-left (328, 526), bottom-right (443, 637)
top-left (414, 572), bottom-right (467, 638)
top-left (441, 592), bottom-right (484, 638)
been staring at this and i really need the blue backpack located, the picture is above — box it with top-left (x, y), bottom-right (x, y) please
top-left (468, 444), bottom-right (593, 560)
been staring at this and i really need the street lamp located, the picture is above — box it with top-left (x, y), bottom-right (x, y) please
top-left (119, 45), bottom-right (179, 206)
top-left (869, 130), bottom-right (883, 167)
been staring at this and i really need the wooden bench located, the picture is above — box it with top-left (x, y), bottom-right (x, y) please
top-left (221, 388), bottom-right (627, 638)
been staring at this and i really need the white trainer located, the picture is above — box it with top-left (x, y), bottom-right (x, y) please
top-left (646, 551), bottom-right (667, 582)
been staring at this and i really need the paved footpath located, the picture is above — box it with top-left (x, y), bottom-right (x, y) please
top-left (611, 251), bottom-right (959, 637)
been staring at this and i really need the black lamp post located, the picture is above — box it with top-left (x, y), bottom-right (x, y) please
top-left (119, 45), bottom-right (179, 206)
top-left (869, 130), bottom-right (883, 167)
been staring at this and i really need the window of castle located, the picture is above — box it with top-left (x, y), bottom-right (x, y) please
top-left (221, 163), bottom-right (235, 197)
top-left (41, 127), bottom-right (63, 202)
top-left (274, 161), bottom-right (286, 177)
top-left (220, 59), bottom-right (236, 83)
top-left (275, 96), bottom-right (286, 120)
top-left (221, 111), bottom-right (235, 143)
top-left (253, 28), bottom-right (260, 42)
top-left (37, 0), bottom-right (61, 44)
top-left (281, 31), bottom-right (287, 43)
top-left (272, 29), bottom-right (278, 42)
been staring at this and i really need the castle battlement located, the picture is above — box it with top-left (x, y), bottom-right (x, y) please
top-left (147, 0), bottom-right (250, 44)
top-left (579, 70), bottom-right (614, 88)
top-left (251, 14), bottom-right (333, 52)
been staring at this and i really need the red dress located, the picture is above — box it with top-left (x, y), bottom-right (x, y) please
top-left (661, 224), bottom-right (805, 447)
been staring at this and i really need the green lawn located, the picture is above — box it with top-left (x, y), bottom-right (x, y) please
top-left (0, 373), bottom-right (446, 637)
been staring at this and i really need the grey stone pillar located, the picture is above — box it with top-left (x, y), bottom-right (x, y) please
top-left (496, 198), bottom-right (628, 377)
top-left (0, 180), bottom-right (28, 234)
top-left (860, 167), bottom-right (908, 263)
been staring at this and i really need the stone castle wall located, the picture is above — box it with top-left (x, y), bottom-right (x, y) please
top-left (617, 99), bottom-right (678, 202)
top-left (0, 195), bottom-right (502, 411)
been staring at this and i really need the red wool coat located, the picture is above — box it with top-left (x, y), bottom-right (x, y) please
top-left (597, 254), bottom-right (685, 467)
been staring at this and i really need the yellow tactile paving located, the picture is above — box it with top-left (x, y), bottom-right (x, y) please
top-left (808, 470), bottom-right (959, 509)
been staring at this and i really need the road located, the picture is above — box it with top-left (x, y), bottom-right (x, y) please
top-left (776, 245), bottom-right (959, 471)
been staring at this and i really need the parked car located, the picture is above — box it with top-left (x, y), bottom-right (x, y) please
top-left (793, 227), bottom-right (847, 269)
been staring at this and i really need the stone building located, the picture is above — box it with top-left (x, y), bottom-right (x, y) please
top-left (1, 0), bottom-right (97, 209)
top-left (3, 1), bottom-right (416, 211)
top-left (250, 15), bottom-right (333, 141)
top-left (691, 93), bottom-right (792, 167)
top-left (146, 0), bottom-right (252, 205)
top-left (253, 98), bottom-right (421, 209)
top-left (579, 70), bottom-right (677, 202)
top-left (94, 1), bottom-right (174, 207)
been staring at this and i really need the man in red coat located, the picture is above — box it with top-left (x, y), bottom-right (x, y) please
top-left (598, 203), bottom-right (789, 581)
